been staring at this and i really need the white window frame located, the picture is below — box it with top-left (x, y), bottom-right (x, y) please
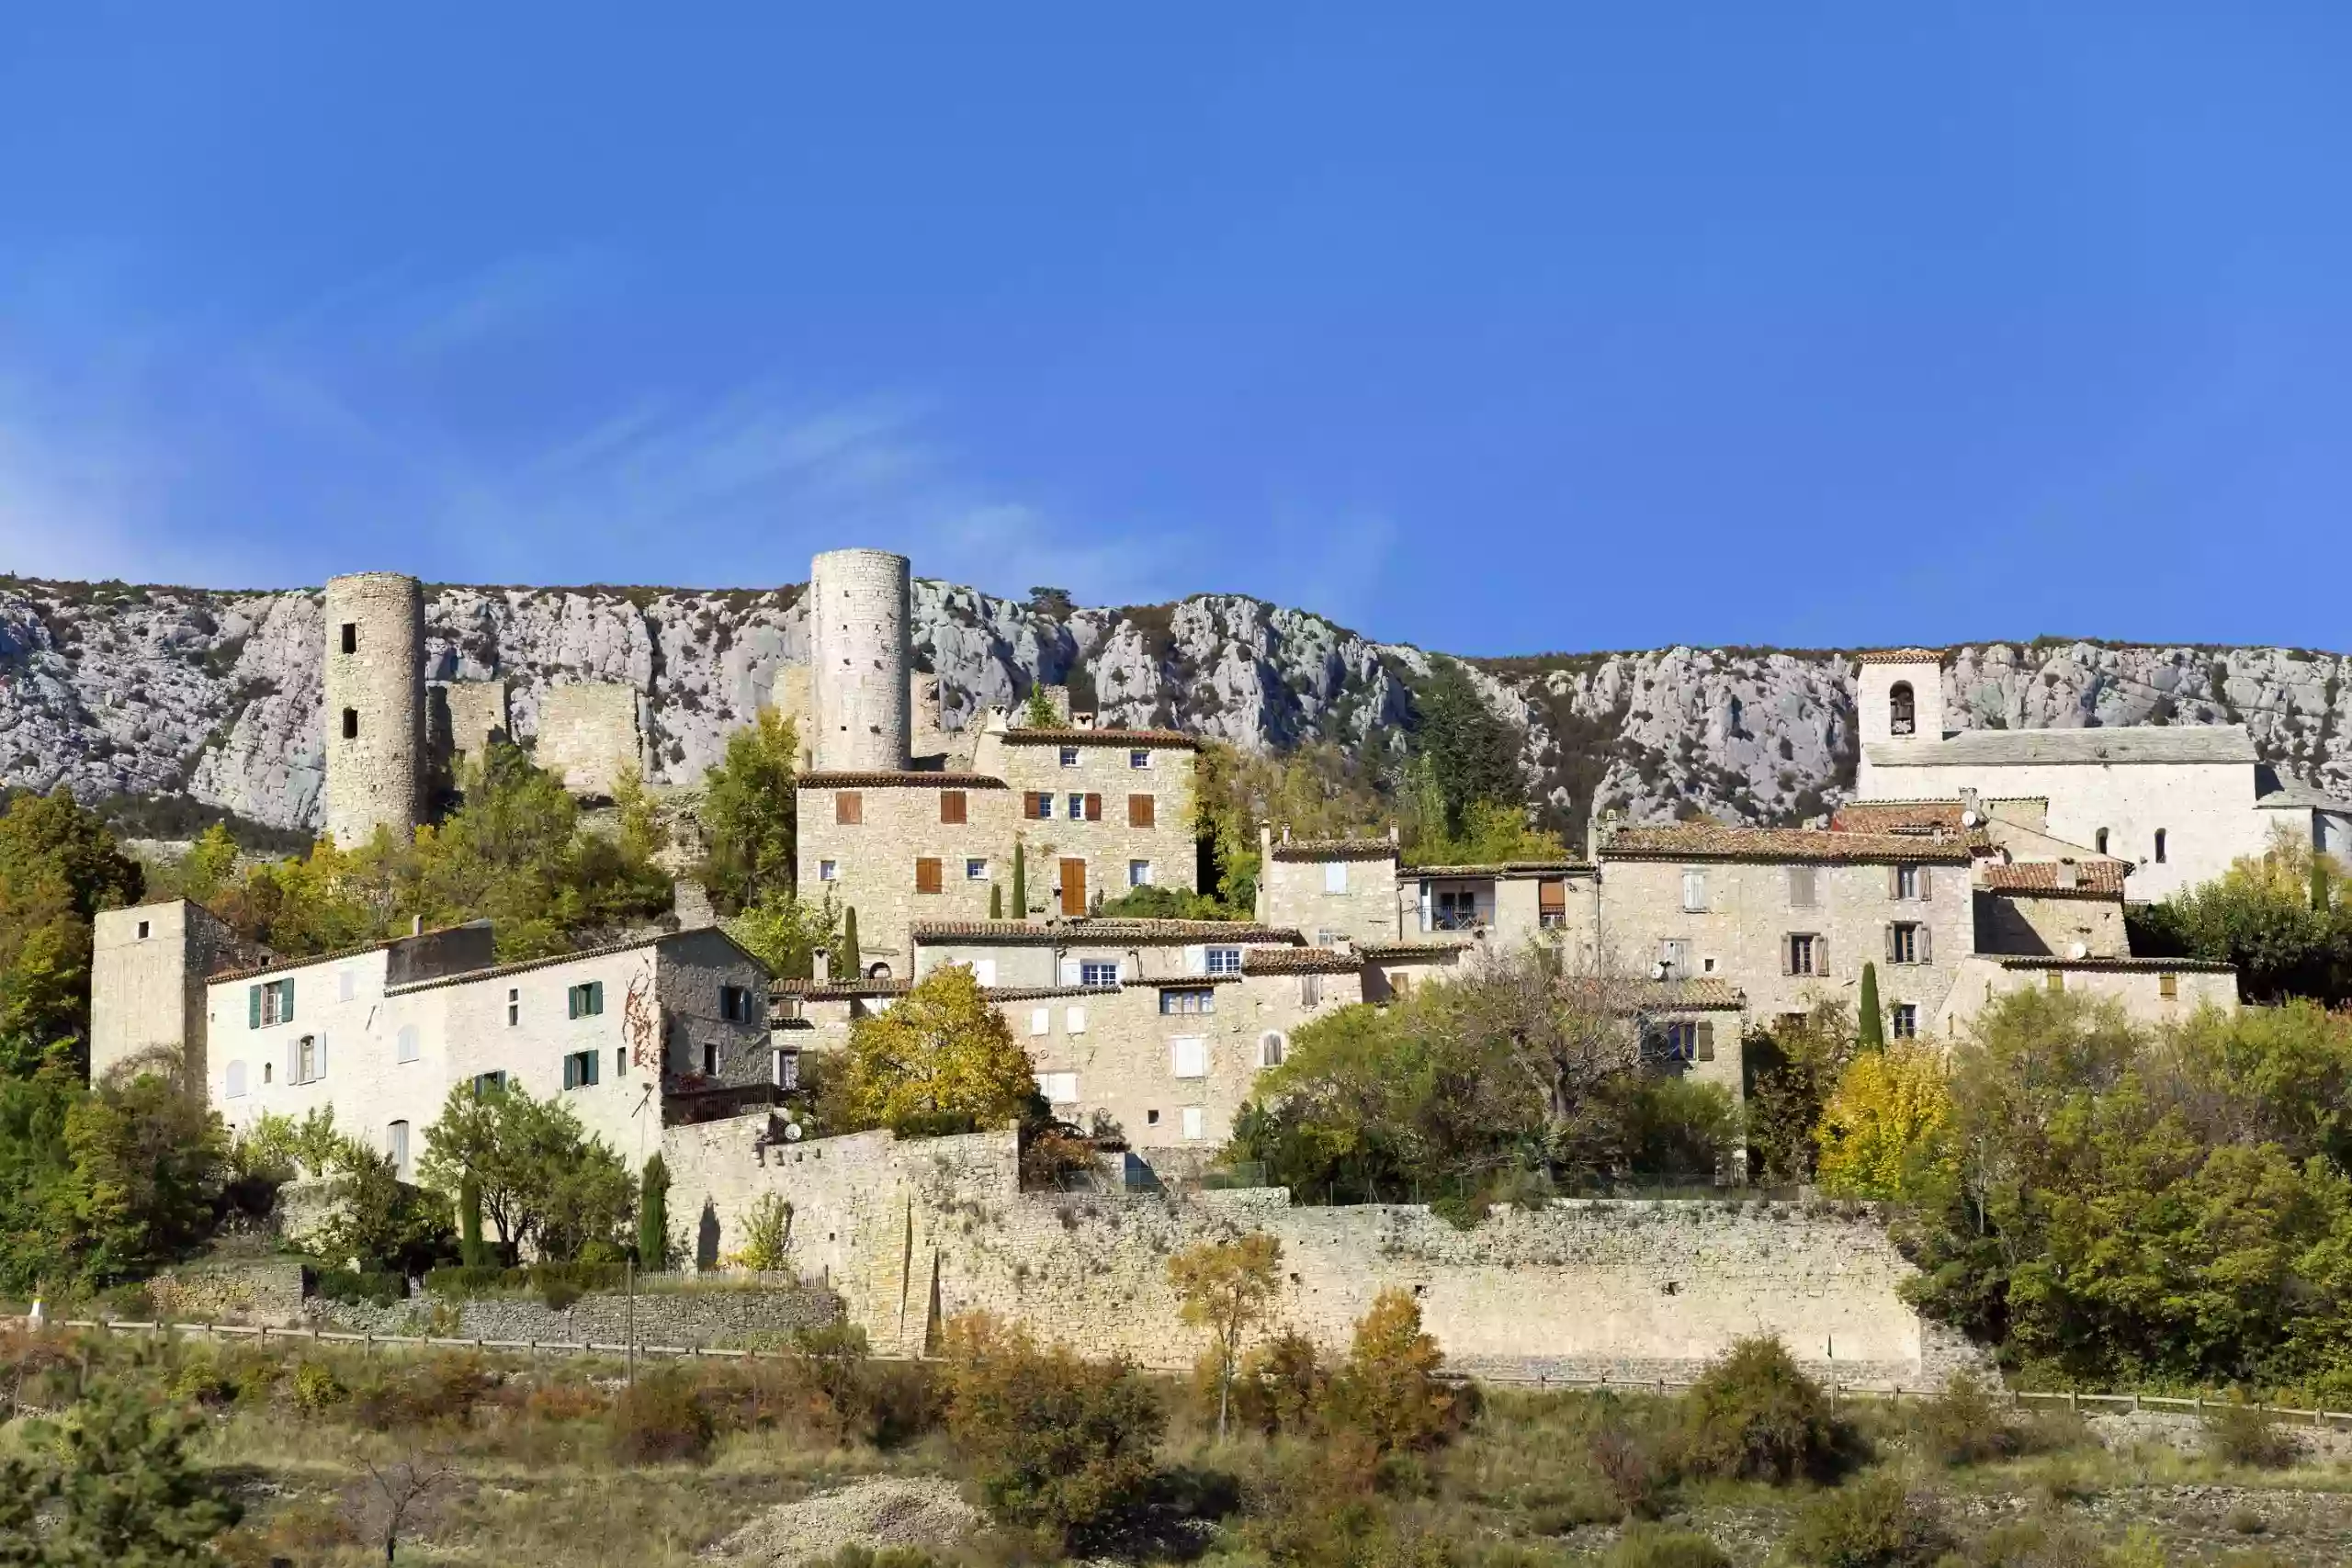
top-left (1029, 1007), bottom-right (1050, 1037)
top-left (1065, 1005), bottom-right (1088, 1034)
top-left (1066, 792), bottom-right (1085, 819)
top-left (1080, 960), bottom-right (1119, 987)
top-left (396, 1024), bottom-right (420, 1064)
top-left (1059, 746), bottom-right (1080, 767)
top-left (1204, 946), bottom-right (1243, 976)
top-left (1170, 1036), bottom-right (1207, 1078)
top-left (1129, 749), bottom-right (1151, 770)
top-left (1036, 1070), bottom-right (1080, 1104)
top-left (966, 857), bottom-right (989, 881)
top-left (1181, 1106), bottom-right (1205, 1141)
top-left (1681, 868), bottom-right (1707, 912)
top-left (774, 1048), bottom-right (800, 1089)
top-left (819, 859), bottom-right (839, 882)
top-left (1324, 862), bottom-right (1349, 895)
top-left (1890, 1004), bottom-right (1918, 1040)
top-left (1128, 859), bottom-right (1153, 887)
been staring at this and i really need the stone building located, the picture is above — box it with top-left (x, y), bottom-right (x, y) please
top-left (322, 571), bottom-right (424, 848)
top-left (970, 714), bottom-right (1202, 918)
top-left (533, 682), bottom-right (644, 801)
top-left (1256, 829), bottom-right (1404, 945)
top-left (89, 899), bottom-right (271, 1091)
top-left (797, 772), bottom-right (1017, 974)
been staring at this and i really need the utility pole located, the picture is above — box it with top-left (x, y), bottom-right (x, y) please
top-left (626, 1257), bottom-right (635, 1389)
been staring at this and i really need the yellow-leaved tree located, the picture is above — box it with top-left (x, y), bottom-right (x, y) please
top-left (1813, 1041), bottom-right (1953, 1200)
top-left (839, 963), bottom-right (1037, 1133)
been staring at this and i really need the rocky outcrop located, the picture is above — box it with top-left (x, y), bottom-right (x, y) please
top-left (1, 575), bottom-right (2344, 837)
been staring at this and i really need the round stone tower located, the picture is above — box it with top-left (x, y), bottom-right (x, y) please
top-left (322, 571), bottom-right (425, 847)
top-left (809, 547), bottom-right (911, 773)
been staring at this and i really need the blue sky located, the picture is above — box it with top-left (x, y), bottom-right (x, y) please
top-left (2, 5), bottom-right (2346, 656)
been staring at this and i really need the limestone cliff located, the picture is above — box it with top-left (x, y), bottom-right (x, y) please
top-left (1, 576), bottom-right (2344, 838)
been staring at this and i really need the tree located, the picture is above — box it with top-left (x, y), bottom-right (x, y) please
top-left (37, 1375), bottom-right (241, 1562)
top-left (637, 1154), bottom-right (671, 1269)
top-left (1857, 962), bottom-right (1885, 1050)
top-left (2131, 824), bottom-right (2352, 1003)
top-left (1814, 1043), bottom-right (1951, 1200)
top-left (990, 883), bottom-right (1003, 919)
top-left (1744, 1002), bottom-right (1856, 1184)
top-left (1011, 843), bottom-right (1026, 920)
top-left (63, 1055), bottom-right (230, 1281)
top-left (458, 1174), bottom-right (487, 1268)
top-left (1168, 1232), bottom-right (1283, 1441)
top-left (1021, 683), bottom-right (1058, 728)
top-left (314, 1145), bottom-right (454, 1276)
top-left (361, 1446), bottom-right (456, 1565)
top-left (0, 787), bottom-right (144, 1075)
top-left (724, 889), bottom-right (835, 981)
top-left (1329, 1289), bottom-right (1457, 1454)
top-left (698, 707), bottom-right (799, 915)
top-left (837, 964), bottom-right (1036, 1134)
top-left (414, 1081), bottom-right (632, 1263)
top-left (732, 1193), bottom-right (794, 1270)
top-left (839, 906), bottom-right (862, 977)
top-left (1409, 658), bottom-right (1527, 839)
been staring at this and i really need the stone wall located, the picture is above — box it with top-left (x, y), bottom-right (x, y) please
top-left (662, 1121), bottom-right (1979, 1385)
top-left (535, 682), bottom-right (642, 800)
top-left (445, 1281), bottom-right (841, 1347)
top-left (1939, 956), bottom-right (2239, 1035)
top-left (976, 733), bottom-right (1200, 914)
top-left (797, 779), bottom-right (1018, 965)
top-left (811, 548), bottom-right (912, 773)
top-left (150, 1259), bottom-right (308, 1326)
top-left (1974, 889), bottom-right (2127, 959)
top-left (322, 571), bottom-right (424, 848)
top-left (1261, 842), bottom-right (1403, 945)
top-left (432, 679), bottom-right (510, 773)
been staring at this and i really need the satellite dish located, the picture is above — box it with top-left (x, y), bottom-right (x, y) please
top-left (784, 1121), bottom-right (805, 1142)
top-left (1960, 810), bottom-right (1981, 828)
top-left (2068, 942), bottom-right (2089, 960)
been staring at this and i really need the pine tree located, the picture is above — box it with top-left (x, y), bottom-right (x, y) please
top-left (638, 1154), bottom-right (671, 1271)
top-left (990, 883), bottom-right (1003, 919)
top-left (1022, 683), bottom-right (1058, 728)
top-left (45, 1376), bottom-right (240, 1562)
top-left (1857, 962), bottom-right (1885, 1050)
top-left (1012, 842), bottom-right (1027, 920)
top-left (458, 1174), bottom-right (486, 1268)
top-left (841, 907), bottom-right (862, 977)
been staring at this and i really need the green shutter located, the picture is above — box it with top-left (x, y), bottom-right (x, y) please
top-left (589, 981), bottom-right (604, 1016)
top-left (278, 978), bottom-right (294, 1021)
top-left (248, 986), bottom-right (261, 1030)
top-left (567, 986), bottom-right (580, 1020)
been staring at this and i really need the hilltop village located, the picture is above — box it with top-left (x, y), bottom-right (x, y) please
top-left (77, 547), bottom-right (2352, 1383)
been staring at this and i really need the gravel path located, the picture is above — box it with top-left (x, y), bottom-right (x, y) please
top-left (707, 1476), bottom-right (981, 1565)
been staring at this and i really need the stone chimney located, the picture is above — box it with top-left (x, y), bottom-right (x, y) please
top-left (2055, 860), bottom-right (2079, 889)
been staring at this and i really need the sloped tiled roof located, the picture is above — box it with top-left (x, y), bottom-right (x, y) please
top-left (797, 771), bottom-right (1009, 788)
top-left (1407, 860), bottom-right (1594, 877)
top-left (1853, 648), bottom-right (1944, 666)
top-left (1242, 947), bottom-right (1364, 976)
top-left (910, 919), bottom-right (1305, 947)
top-left (1602, 823), bottom-right (1973, 864)
top-left (387, 929), bottom-right (766, 996)
top-left (996, 728), bottom-right (1199, 749)
top-left (773, 977), bottom-right (910, 1000)
top-left (1563, 976), bottom-right (1748, 1012)
top-left (1993, 954), bottom-right (2236, 974)
top-left (1268, 838), bottom-right (1399, 863)
top-left (1867, 725), bottom-right (2258, 768)
top-left (1979, 861), bottom-right (2130, 897)
top-left (1358, 939), bottom-right (1476, 962)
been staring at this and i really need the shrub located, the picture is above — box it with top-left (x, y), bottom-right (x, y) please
top-left (941, 1313), bottom-right (1165, 1549)
top-left (1912, 1371), bottom-right (2021, 1466)
top-left (732, 1192), bottom-right (794, 1270)
top-left (1327, 1289), bottom-right (1459, 1456)
top-left (291, 1359), bottom-right (347, 1415)
top-left (165, 1357), bottom-right (235, 1407)
top-left (1782, 1472), bottom-right (1951, 1567)
top-left (351, 1353), bottom-right (499, 1432)
top-left (1674, 1337), bottom-right (1846, 1484)
top-left (1587, 1400), bottom-right (1669, 1521)
top-left (1963, 1516), bottom-right (2142, 1568)
top-left (610, 1369), bottom-right (715, 1465)
top-left (1601, 1525), bottom-right (1734, 1568)
top-left (1232, 1330), bottom-right (1328, 1438)
top-left (313, 1268), bottom-right (406, 1307)
top-left (2201, 1400), bottom-right (2298, 1470)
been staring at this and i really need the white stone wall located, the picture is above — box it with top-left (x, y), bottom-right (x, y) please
top-left (810, 549), bottom-right (911, 773)
top-left (1856, 657), bottom-right (1944, 746)
top-left (90, 900), bottom-right (266, 1090)
top-left (322, 572), bottom-right (424, 848)
top-left (1262, 851), bottom-right (1401, 944)
top-left (1936, 956), bottom-right (2239, 1036)
top-left (1974, 890), bottom-right (2128, 959)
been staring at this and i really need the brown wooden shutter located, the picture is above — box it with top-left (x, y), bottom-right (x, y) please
top-left (1084, 793), bottom-right (1102, 821)
top-left (940, 790), bottom-right (967, 825)
top-left (1539, 878), bottom-right (1565, 917)
top-left (1886, 863), bottom-right (1901, 898)
top-left (1695, 1022), bottom-right (1715, 1062)
top-left (1128, 793), bottom-right (1155, 829)
top-left (1781, 936), bottom-right (1793, 976)
top-left (1885, 924), bottom-right (1897, 962)
top-left (1816, 935), bottom-right (1827, 976)
top-left (836, 791), bottom-right (863, 825)
top-left (1026, 792), bottom-right (1048, 820)
top-left (1919, 864), bottom-right (1933, 899)
top-left (1918, 923), bottom-right (1932, 964)
top-left (915, 857), bottom-right (943, 894)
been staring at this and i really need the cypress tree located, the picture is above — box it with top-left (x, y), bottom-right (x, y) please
top-left (459, 1174), bottom-right (486, 1268)
top-left (2315, 854), bottom-right (2333, 914)
top-left (1012, 842), bottom-right (1027, 920)
top-left (638, 1155), bottom-right (671, 1271)
top-left (990, 883), bottom-right (1003, 919)
top-left (1857, 962), bottom-right (1884, 1050)
top-left (842, 907), bottom-right (862, 976)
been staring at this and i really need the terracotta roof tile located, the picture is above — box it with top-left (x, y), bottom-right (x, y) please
top-left (387, 929), bottom-right (763, 996)
top-left (1602, 823), bottom-right (1974, 864)
top-left (1243, 948), bottom-right (1365, 976)
top-left (1853, 648), bottom-right (1944, 665)
top-left (1993, 954), bottom-right (2235, 974)
top-left (1563, 976), bottom-right (1748, 1012)
top-left (1979, 860), bottom-right (2130, 897)
top-left (1358, 938), bottom-right (1476, 961)
top-left (1407, 860), bottom-right (1594, 877)
top-left (997, 728), bottom-right (1198, 749)
top-left (1267, 838), bottom-right (1399, 863)
top-left (797, 772), bottom-right (1009, 788)
top-left (909, 919), bottom-right (1305, 947)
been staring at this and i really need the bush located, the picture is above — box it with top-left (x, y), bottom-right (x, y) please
top-left (1601, 1525), bottom-right (1734, 1568)
top-left (291, 1359), bottom-right (347, 1415)
top-left (351, 1353), bottom-right (499, 1432)
top-left (1956, 1516), bottom-right (2139, 1568)
top-left (1912, 1371), bottom-right (2021, 1466)
top-left (610, 1369), bottom-right (716, 1465)
top-left (1231, 1330), bottom-right (1327, 1438)
top-left (312, 1267), bottom-right (406, 1307)
top-left (941, 1314), bottom-right (1165, 1550)
top-left (1327, 1289), bottom-right (1460, 1456)
top-left (1782, 1472), bottom-right (1951, 1567)
top-left (2202, 1400), bottom-right (2299, 1470)
top-left (1675, 1337), bottom-right (1846, 1484)
top-left (1587, 1399), bottom-right (1669, 1521)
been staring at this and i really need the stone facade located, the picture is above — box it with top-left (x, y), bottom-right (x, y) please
top-left (322, 571), bottom-right (424, 848)
top-left (659, 1122), bottom-right (1975, 1385)
top-left (1938, 955), bottom-right (2239, 1035)
top-left (534, 682), bottom-right (642, 800)
top-left (438, 1281), bottom-right (841, 1348)
top-left (797, 776), bottom-right (1018, 969)
top-left (430, 678), bottom-right (511, 776)
top-left (149, 1258), bottom-right (308, 1327)
top-left (1258, 833), bottom-right (1405, 945)
top-left (971, 721), bottom-right (1201, 916)
top-left (810, 548), bottom-right (912, 773)
top-left (90, 899), bottom-right (267, 1091)
top-left (1974, 888), bottom-right (2127, 959)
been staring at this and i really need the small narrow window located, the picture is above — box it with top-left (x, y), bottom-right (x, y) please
top-left (1129, 750), bottom-right (1150, 770)
top-left (1182, 1106), bottom-right (1205, 1141)
top-left (1890, 1005), bottom-right (1917, 1040)
top-left (2154, 829), bottom-right (2167, 863)
top-left (1128, 859), bottom-right (1153, 887)
top-left (136, 919), bottom-right (150, 940)
top-left (1029, 1007), bottom-right (1050, 1037)
top-left (775, 1048), bottom-right (800, 1089)
top-left (342, 707), bottom-right (359, 739)
top-left (1261, 1032), bottom-right (1287, 1068)
top-left (387, 1120), bottom-right (409, 1175)
top-left (1894, 863), bottom-right (1920, 900)
top-left (1888, 681), bottom-right (1916, 736)
top-left (264, 1062), bottom-right (273, 1084)
top-left (702, 1041), bottom-right (718, 1077)
top-left (616, 1046), bottom-right (627, 1077)
top-left (1324, 862), bottom-right (1349, 895)
top-left (396, 1024), bottom-right (419, 1063)
top-left (1787, 933), bottom-right (1818, 976)
top-left (1681, 869), bottom-right (1707, 911)
top-left (1147, 1108), bottom-right (1160, 1126)
top-left (340, 622), bottom-right (357, 655)
top-left (506, 987), bottom-right (519, 1026)
top-left (1059, 746), bottom-right (1080, 767)
top-left (2159, 973), bottom-right (2178, 999)
top-left (967, 857), bottom-right (989, 880)
top-left (1066, 792), bottom-right (1086, 819)
top-left (2095, 828), bottom-right (2109, 855)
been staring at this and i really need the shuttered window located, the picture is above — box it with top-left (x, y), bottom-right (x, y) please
top-left (1026, 792), bottom-right (1054, 820)
top-left (1788, 866), bottom-right (1817, 907)
top-left (569, 981), bottom-right (605, 1018)
top-left (835, 791), bottom-right (864, 825)
top-left (939, 790), bottom-right (967, 825)
top-left (1082, 793), bottom-right (1102, 821)
top-left (1128, 794), bottom-right (1155, 828)
top-left (1538, 878), bottom-right (1566, 927)
top-left (915, 857), bottom-right (944, 894)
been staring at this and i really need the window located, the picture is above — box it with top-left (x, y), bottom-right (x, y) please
top-left (339, 622), bottom-right (357, 655)
top-left (2159, 973), bottom-right (2179, 999)
top-left (835, 791), bottom-right (863, 826)
top-left (1036, 1070), bottom-right (1079, 1104)
top-left (1129, 749), bottom-right (1150, 770)
top-left (2095, 827), bottom-right (2109, 855)
top-left (1660, 1021), bottom-right (1713, 1062)
top-left (563, 1049), bottom-right (600, 1089)
top-left (1887, 922), bottom-right (1926, 964)
top-left (967, 857), bottom-right (989, 881)
top-left (1080, 960), bottom-right (1119, 987)
top-left (568, 981), bottom-right (605, 1018)
top-left (1433, 888), bottom-right (1479, 931)
top-left (819, 860), bottom-right (839, 881)
top-left (1182, 1107), bottom-right (1205, 1141)
top-left (506, 987), bottom-right (519, 1026)
top-left (720, 985), bottom-right (755, 1022)
top-left (2154, 829), bottom-right (2167, 863)
top-left (1205, 947), bottom-right (1242, 976)
top-left (1786, 933), bottom-right (1820, 976)
top-left (337, 967), bottom-right (356, 1002)
top-left (2045, 971), bottom-right (2065, 994)
top-left (1128, 794), bottom-right (1156, 829)
top-left (702, 1042), bottom-right (718, 1077)
top-left (1059, 746), bottom-right (1080, 767)
top-left (1323, 862), bottom-right (1349, 894)
top-left (341, 707), bottom-right (358, 739)
top-left (1890, 1004), bottom-right (1918, 1040)
top-left (1147, 1108), bottom-right (1159, 1126)
top-left (472, 1071), bottom-right (508, 1097)
top-left (1128, 860), bottom-right (1153, 887)
top-left (1894, 863), bottom-right (1920, 899)
top-left (1026, 791), bottom-right (1054, 820)
top-left (396, 1024), bottom-right (419, 1063)
top-left (1538, 878), bottom-right (1566, 928)
top-left (1298, 973), bottom-right (1322, 1008)
top-left (264, 1062), bottom-right (273, 1083)
top-left (295, 1034), bottom-right (321, 1084)
top-left (135, 919), bottom-right (150, 940)
top-left (1657, 939), bottom-right (1690, 980)
top-left (1067, 792), bottom-right (1099, 820)
top-left (224, 1060), bottom-right (247, 1098)
top-left (915, 857), bottom-right (944, 894)
top-left (1171, 1037), bottom-right (1207, 1077)
top-left (616, 1046), bottom-right (626, 1077)
top-left (939, 790), bottom-right (967, 825)
top-left (1160, 987), bottom-right (1216, 1016)
top-left (249, 977), bottom-right (294, 1028)
top-left (1261, 1032), bottom-right (1286, 1068)
top-left (1681, 869), bottom-right (1707, 912)
top-left (1066, 1005), bottom-right (1088, 1033)
top-left (774, 1048), bottom-right (800, 1089)
top-left (387, 1120), bottom-right (409, 1177)
top-left (1029, 1007), bottom-right (1050, 1037)
top-left (1888, 681), bottom-right (1916, 736)
top-left (1789, 866), bottom-right (1818, 907)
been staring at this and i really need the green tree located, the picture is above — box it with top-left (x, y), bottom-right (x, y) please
top-left (724, 888), bottom-right (834, 980)
top-left (175, 824), bottom-right (241, 906)
top-left (30, 1374), bottom-right (241, 1562)
top-left (0, 787), bottom-right (144, 1075)
top-left (990, 883), bottom-right (1003, 919)
top-left (839, 906), bottom-right (861, 977)
top-left (1814, 1042), bottom-right (1951, 1200)
top-left (1021, 683), bottom-right (1058, 728)
top-left (2131, 824), bottom-right (2352, 1003)
top-left (638, 1154), bottom-right (671, 1269)
top-left (1744, 1002), bottom-right (1856, 1183)
top-left (1410, 657), bottom-right (1527, 839)
top-left (697, 707), bottom-right (799, 914)
top-left (1168, 1232), bottom-right (1283, 1441)
top-left (1011, 842), bottom-right (1027, 919)
top-left (313, 1144), bottom-right (454, 1275)
top-left (0, 1068), bottom-right (84, 1294)
top-left (1857, 962), bottom-right (1885, 1050)
top-left (63, 1055), bottom-right (229, 1282)
top-left (458, 1173), bottom-right (486, 1268)
top-left (414, 1081), bottom-right (632, 1263)
top-left (836, 963), bottom-right (1037, 1133)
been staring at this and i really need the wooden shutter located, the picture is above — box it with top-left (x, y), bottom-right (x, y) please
top-left (940, 791), bottom-right (967, 825)
top-left (1884, 924), bottom-right (1897, 962)
top-left (916, 857), bottom-right (943, 894)
top-left (1919, 864), bottom-right (1933, 899)
top-left (1886, 864), bottom-right (1902, 898)
top-left (1084, 793), bottom-right (1102, 821)
top-left (1918, 924), bottom-right (1932, 964)
top-left (836, 791), bottom-right (863, 825)
top-left (1695, 1022), bottom-right (1715, 1062)
top-left (1781, 937), bottom-right (1793, 976)
top-left (1539, 878), bottom-right (1566, 917)
top-left (1815, 936), bottom-right (1827, 976)
top-left (1026, 792), bottom-right (1049, 820)
top-left (1128, 794), bottom-right (1155, 829)
top-left (1060, 858), bottom-right (1087, 916)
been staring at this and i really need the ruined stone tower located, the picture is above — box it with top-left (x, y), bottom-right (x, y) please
top-left (323, 571), bottom-right (424, 847)
top-left (809, 547), bottom-right (910, 773)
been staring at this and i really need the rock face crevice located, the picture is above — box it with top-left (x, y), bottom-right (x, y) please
top-left (4, 578), bottom-right (2346, 836)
